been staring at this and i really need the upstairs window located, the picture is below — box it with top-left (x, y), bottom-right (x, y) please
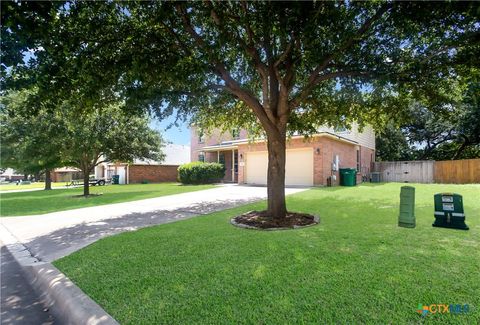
top-left (198, 131), bottom-right (204, 144)
top-left (231, 129), bottom-right (240, 140)
top-left (334, 116), bottom-right (349, 133)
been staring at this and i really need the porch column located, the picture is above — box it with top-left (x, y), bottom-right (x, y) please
top-left (217, 151), bottom-right (220, 163)
top-left (231, 150), bottom-right (235, 182)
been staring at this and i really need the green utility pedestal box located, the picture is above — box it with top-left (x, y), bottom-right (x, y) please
top-left (398, 186), bottom-right (415, 228)
top-left (433, 193), bottom-right (469, 230)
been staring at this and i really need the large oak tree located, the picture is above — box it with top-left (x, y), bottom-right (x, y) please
top-left (4, 1), bottom-right (479, 218)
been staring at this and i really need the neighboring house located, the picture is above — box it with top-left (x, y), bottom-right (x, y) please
top-left (94, 144), bottom-right (190, 184)
top-left (190, 125), bottom-right (375, 186)
top-left (0, 168), bottom-right (24, 181)
top-left (51, 167), bottom-right (84, 182)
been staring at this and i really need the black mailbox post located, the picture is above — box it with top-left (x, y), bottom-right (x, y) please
top-left (433, 193), bottom-right (469, 230)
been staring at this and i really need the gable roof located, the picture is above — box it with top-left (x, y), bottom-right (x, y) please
top-left (133, 144), bottom-right (190, 166)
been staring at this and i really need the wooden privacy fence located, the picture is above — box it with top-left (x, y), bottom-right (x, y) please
top-left (373, 159), bottom-right (480, 184)
top-left (434, 159), bottom-right (480, 184)
top-left (374, 161), bottom-right (434, 183)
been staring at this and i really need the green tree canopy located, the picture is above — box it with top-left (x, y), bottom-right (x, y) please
top-left (376, 77), bottom-right (480, 161)
top-left (1, 89), bottom-right (165, 194)
top-left (0, 89), bottom-right (64, 189)
top-left (55, 102), bottom-right (165, 196)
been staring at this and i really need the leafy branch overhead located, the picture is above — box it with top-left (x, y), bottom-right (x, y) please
top-left (3, 2), bottom-right (478, 133)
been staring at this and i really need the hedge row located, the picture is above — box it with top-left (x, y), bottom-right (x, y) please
top-left (177, 162), bottom-right (225, 184)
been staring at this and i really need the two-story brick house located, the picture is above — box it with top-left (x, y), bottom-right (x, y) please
top-left (190, 125), bottom-right (375, 186)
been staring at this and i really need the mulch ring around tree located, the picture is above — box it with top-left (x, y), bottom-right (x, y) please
top-left (71, 194), bottom-right (103, 198)
top-left (231, 210), bottom-right (319, 230)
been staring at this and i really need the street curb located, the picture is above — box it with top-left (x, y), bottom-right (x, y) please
top-left (0, 224), bottom-right (119, 325)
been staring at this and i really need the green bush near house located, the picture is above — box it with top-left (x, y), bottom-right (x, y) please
top-left (178, 162), bottom-right (225, 184)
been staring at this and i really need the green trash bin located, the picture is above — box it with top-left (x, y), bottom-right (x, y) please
top-left (112, 175), bottom-right (120, 185)
top-left (339, 168), bottom-right (357, 186)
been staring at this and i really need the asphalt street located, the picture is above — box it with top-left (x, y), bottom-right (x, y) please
top-left (1, 245), bottom-right (55, 325)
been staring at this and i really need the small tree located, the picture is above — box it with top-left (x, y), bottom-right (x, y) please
top-left (0, 89), bottom-right (63, 190)
top-left (59, 103), bottom-right (165, 196)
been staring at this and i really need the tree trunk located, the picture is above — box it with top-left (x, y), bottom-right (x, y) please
top-left (452, 135), bottom-right (469, 160)
top-left (266, 133), bottom-right (287, 219)
top-left (83, 172), bottom-right (90, 196)
top-left (44, 169), bottom-right (52, 190)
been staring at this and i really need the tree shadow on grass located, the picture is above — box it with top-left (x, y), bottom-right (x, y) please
top-left (24, 197), bottom-right (261, 263)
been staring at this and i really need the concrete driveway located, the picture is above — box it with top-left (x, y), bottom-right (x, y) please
top-left (1, 185), bottom-right (307, 262)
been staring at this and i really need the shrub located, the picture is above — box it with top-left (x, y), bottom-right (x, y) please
top-left (178, 162), bottom-right (225, 184)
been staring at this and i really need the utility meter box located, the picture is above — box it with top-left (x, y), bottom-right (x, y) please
top-left (398, 186), bottom-right (415, 228)
top-left (433, 193), bottom-right (469, 230)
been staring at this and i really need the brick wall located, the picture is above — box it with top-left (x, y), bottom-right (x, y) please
top-left (237, 135), bottom-right (374, 186)
top-left (128, 165), bottom-right (179, 183)
top-left (51, 171), bottom-right (84, 182)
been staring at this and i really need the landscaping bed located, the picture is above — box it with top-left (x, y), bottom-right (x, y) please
top-left (231, 210), bottom-right (318, 229)
top-left (54, 183), bottom-right (480, 324)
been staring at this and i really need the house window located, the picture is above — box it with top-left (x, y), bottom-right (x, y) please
top-left (218, 153), bottom-right (225, 167)
top-left (334, 116), bottom-right (349, 133)
top-left (231, 129), bottom-right (240, 140)
top-left (198, 131), bottom-right (204, 144)
top-left (234, 152), bottom-right (238, 173)
top-left (198, 153), bottom-right (205, 162)
top-left (356, 149), bottom-right (360, 172)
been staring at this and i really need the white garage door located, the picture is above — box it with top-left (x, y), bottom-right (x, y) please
top-left (117, 167), bottom-right (126, 184)
top-left (245, 149), bottom-right (313, 186)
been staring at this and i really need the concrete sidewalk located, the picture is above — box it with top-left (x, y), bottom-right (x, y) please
top-left (1, 185), bottom-right (307, 262)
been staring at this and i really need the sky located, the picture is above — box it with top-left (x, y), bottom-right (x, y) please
top-left (150, 115), bottom-right (190, 145)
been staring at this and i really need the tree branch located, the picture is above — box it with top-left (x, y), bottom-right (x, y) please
top-left (290, 70), bottom-right (377, 109)
top-left (291, 2), bottom-right (392, 108)
top-left (175, 4), bottom-right (280, 136)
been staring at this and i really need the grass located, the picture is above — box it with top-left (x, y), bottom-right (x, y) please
top-left (54, 183), bottom-right (480, 324)
top-left (0, 182), bottom-right (65, 191)
top-left (0, 183), bottom-right (215, 216)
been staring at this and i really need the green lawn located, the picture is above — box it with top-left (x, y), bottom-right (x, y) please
top-left (0, 182), bottom-right (65, 191)
top-left (54, 183), bottom-right (480, 324)
top-left (0, 183), bottom-right (215, 216)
